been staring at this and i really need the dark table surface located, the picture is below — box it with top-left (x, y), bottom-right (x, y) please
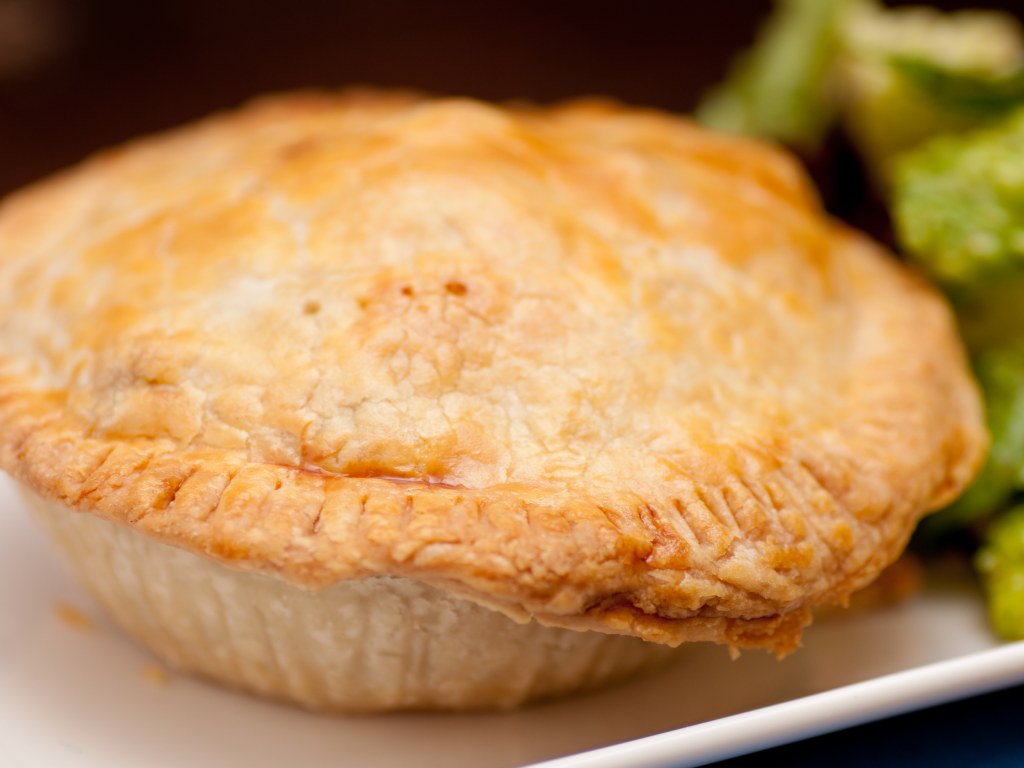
top-left (4, 2), bottom-right (1024, 765)
top-left (706, 682), bottom-right (1024, 768)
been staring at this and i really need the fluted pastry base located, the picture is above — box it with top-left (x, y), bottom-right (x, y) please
top-left (22, 487), bottom-right (676, 711)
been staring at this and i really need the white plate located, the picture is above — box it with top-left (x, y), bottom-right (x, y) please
top-left (3, 472), bottom-right (1024, 768)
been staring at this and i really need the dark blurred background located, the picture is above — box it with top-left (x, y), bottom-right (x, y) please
top-left (1, 0), bottom-right (1022, 199)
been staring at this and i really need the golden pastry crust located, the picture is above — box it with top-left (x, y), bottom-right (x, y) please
top-left (0, 90), bottom-right (985, 654)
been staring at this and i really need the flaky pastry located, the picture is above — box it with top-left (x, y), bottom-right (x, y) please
top-left (0, 91), bottom-right (985, 708)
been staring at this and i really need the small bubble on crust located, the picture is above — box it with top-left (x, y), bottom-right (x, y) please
top-left (445, 281), bottom-right (468, 296)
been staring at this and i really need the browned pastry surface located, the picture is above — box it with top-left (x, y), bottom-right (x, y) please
top-left (0, 90), bottom-right (985, 653)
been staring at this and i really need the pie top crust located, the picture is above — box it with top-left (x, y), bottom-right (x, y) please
top-left (0, 91), bottom-right (985, 653)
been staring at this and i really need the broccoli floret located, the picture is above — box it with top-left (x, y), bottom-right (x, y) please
top-left (835, 1), bottom-right (1024, 182)
top-left (697, 0), bottom-right (1024, 177)
top-left (892, 109), bottom-right (1024, 286)
top-left (894, 58), bottom-right (1024, 117)
top-left (696, 0), bottom-right (850, 149)
top-left (977, 504), bottom-right (1024, 639)
top-left (840, 1), bottom-right (1022, 77)
top-left (892, 114), bottom-right (1024, 537)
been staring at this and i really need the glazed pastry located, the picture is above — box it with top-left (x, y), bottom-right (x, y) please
top-left (0, 91), bottom-right (985, 710)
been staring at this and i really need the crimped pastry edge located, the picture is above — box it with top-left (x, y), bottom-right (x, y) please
top-left (22, 484), bottom-right (677, 711)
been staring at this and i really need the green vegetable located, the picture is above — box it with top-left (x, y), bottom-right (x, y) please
top-left (977, 504), bottom-right (1024, 639)
top-left (892, 109), bottom-right (1024, 286)
top-left (696, 0), bottom-right (850, 149)
top-left (697, 0), bottom-right (1024, 180)
top-left (894, 57), bottom-right (1024, 116)
top-left (835, 1), bottom-right (1024, 182)
top-left (893, 114), bottom-right (1024, 537)
top-left (839, 2), bottom-right (1023, 76)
